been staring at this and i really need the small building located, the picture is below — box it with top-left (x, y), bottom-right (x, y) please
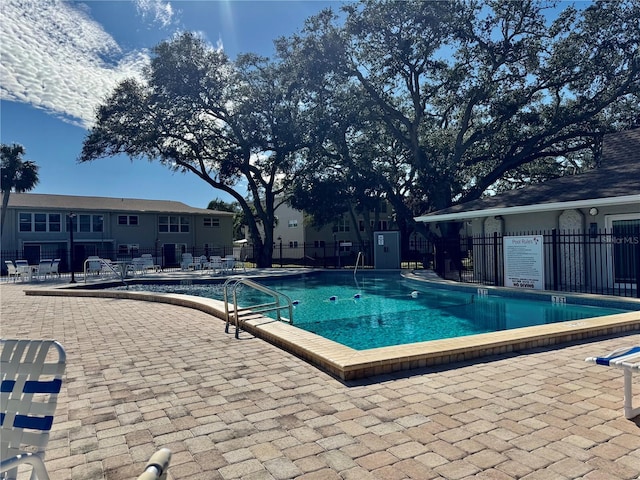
top-left (415, 128), bottom-right (640, 296)
top-left (270, 199), bottom-right (396, 266)
top-left (1, 193), bottom-right (234, 271)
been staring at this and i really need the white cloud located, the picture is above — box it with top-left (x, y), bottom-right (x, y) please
top-left (135, 0), bottom-right (174, 28)
top-left (0, 0), bottom-right (150, 129)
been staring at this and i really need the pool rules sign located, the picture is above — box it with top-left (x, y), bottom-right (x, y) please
top-left (503, 235), bottom-right (544, 290)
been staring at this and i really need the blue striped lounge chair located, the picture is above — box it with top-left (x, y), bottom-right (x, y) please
top-left (586, 346), bottom-right (640, 419)
top-left (1, 339), bottom-right (66, 480)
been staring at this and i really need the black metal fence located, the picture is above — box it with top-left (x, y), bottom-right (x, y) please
top-left (3, 228), bottom-right (637, 298)
top-left (432, 229), bottom-right (640, 298)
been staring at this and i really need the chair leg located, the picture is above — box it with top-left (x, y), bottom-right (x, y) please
top-left (0, 453), bottom-right (50, 480)
top-left (623, 369), bottom-right (640, 419)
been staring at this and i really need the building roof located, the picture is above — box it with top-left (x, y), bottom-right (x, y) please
top-left (7, 193), bottom-right (234, 216)
top-left (415, 128), bottom-right (640, 223)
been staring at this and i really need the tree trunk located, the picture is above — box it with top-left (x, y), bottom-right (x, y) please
top-left (1, 190), bottom-right (11, 237)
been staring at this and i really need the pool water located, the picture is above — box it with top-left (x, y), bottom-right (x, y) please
top-left (116, 273), bottom-right (635, 350)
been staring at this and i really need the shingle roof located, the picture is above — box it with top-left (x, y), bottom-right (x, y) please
top-left (418, 128), bottom-right (640, 218)
top-left (7, 193), bottom-right (234, 216)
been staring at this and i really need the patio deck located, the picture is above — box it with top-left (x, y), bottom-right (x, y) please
top-left (1, 278), bottom-right (639, 479)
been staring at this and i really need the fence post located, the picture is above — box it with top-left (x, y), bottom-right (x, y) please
top-left (635, 228), bottom-right (640, 298)
top-left (493, 232), bottom-right (499, 286)
top-left (552, 229), bottom-right (559, 291)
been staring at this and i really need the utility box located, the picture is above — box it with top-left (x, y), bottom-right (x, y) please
top-left (373, 231), bottom-right (401, 269)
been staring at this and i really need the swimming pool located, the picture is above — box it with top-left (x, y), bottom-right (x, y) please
top-left (29, 270), bottom-right (640, 379)
top-left (114, 272), bottom-right (635, 350)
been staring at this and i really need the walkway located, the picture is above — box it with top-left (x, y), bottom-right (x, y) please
top-left (1, 280), bottom-right (639, 479)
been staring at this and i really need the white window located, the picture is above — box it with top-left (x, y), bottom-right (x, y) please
top-left (19, 213), bottom-right (62, 232)
top-left (288, 219), bottom-right (298, 228)
top-left (204, 217), bottom-right (220, 228)
top-left (75, 214), bottom-right (104, 233)
top-left (337, 217), bottom-right (350, 232)
top-left (159, 216), bottom-right (189, 233)
top-left (118, 215), bottom-right (138, 226)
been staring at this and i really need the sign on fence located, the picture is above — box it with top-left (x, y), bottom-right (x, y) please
top-left (503, 235), bottom-right (544, 290)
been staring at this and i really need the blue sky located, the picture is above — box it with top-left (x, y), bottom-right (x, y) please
top-left (0, 0), bottom-right (344, 208)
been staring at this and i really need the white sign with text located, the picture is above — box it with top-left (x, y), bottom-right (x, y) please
top-left (503, 235), bottom-right (544, 290)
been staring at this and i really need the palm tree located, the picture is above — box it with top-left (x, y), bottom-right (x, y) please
top-left (1, 144), bottom-right (40, 236)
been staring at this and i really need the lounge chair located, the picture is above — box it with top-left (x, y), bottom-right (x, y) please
top-left (223, 254), bottom-right (235, 273)
top-left (4, 261), bottom-right (20, 282)
top-left (586, 346), bottom-right (640, 419)
top-left (1, 339), bottom-right (66, 480)
top-left (209, 256), bottom-right (223, 274)
top-left (37, 259), bottom-right (53, 280)
top-left (50, 259), bottom-right (60, 278)
top-left (140, 254), bottom-right (160, 272)
top-left (137, 448), bottom-right (171, 480)
top-left (180, 253), bottom-right (194, 270)
top-left (14, 260), bottom-right (34, 282)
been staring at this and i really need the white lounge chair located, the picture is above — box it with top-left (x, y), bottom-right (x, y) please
top-left (180, 253), bottom-right (194, 270)
top-left (50, 259), bottom-right (61, 278)
top-left (1, 339), bottom-right (66, 480)
top-left (586, 346), bottom-right (640, 419)
top-left (14, 260), bottom-right (34, 282)
top-left (209, 256), bottom-right (223, 274)
top-left (223, 254), bottom-right (235, 273)
top-left (140, 254), bottom-right (160, 272)
top-left (4, 261), bottom-right (20, 282)
top-left (37, 259), bottom-right (53, 280)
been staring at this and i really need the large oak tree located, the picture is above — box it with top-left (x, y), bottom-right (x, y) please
top-left (80, 33), bottom-right (316, 267)
top-left (282, 0), bottom-right (640, 248)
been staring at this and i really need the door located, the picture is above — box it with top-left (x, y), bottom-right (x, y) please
top-left (606, 214), bottom-right (640, 289)
top-left (23, 244), bottom-right (41, 265)
top-left (163, 244), bottom-right (177, 268)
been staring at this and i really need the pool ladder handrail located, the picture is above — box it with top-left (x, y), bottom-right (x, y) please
top-left (354, 251), bottom-right (364, 276)
top-left (222, 277), bottom-right (294, 338)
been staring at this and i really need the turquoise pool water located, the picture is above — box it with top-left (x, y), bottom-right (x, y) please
top-left (114, 273), bottom-right (636, 350)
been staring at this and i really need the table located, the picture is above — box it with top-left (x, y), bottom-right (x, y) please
top-left (16, 264), bottom-right (38, 282)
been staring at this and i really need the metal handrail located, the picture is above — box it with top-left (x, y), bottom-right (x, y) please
top-left (354, 251), bottom-right (364, 276)
top-left (223, 277), bottom-right (294, 338)
top-left (83, 257), bottom-right (127, 285)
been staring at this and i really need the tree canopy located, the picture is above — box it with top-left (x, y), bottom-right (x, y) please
top-left (282, 0), bottom-right (640, 244)
top-left (80, 33), bottom-right (318, 267)
top-left (81, 1), bottom-right (639, 262)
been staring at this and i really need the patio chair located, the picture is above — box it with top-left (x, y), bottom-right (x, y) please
top-left (197, 255), bottom-right (209, 270)
top-left (14, 260), bottom-right (34, 282)
top-left (180, 253), bottom-right (194, 270)
top-left (209, 256), bottom-right (223, 274)
top-left (137, 448), bottom-right (171, 480)
top-left (586, 346), bottom-right (640, 419)
top-left (50, 260), bottom-right (60, 278)
top-left (140, 254), bottom-right (160, 272)
top-left (1, 339), bottom-right (66, 480)
top-left (36, 260), bottom-right (53, 281)
top-left (4, 261), bottom-right (20, 282)
top-left (223, 255), bottom-right (235, 273)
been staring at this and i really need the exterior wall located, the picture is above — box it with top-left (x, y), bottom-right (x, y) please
top-left (1, 196), bottom-right (234, 269)
top-left (273, 203), bottom-right (305, 247)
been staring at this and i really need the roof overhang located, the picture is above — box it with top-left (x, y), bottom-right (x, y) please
top-left (414, 195), bottom-right (640, 224)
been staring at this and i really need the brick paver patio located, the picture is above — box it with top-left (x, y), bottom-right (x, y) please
top-left (1, 280), bottom-right (639, 479)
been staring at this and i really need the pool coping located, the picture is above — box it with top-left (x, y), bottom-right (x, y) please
top-left (24, 271), bottom-right (640, 381)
